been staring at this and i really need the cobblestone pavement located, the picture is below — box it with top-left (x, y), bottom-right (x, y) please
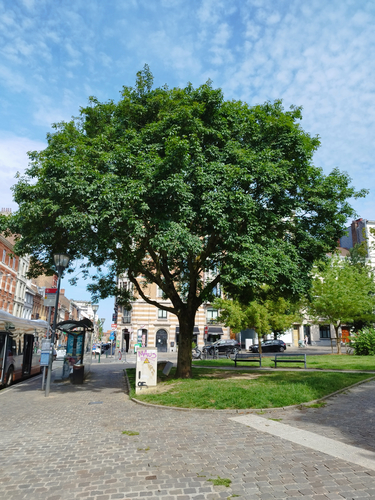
top-left (0, 358), bottom-right (375, 500)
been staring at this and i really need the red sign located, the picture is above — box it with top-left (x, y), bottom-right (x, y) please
top-left (111, 323), bottom-right (117, 329)
top-left (45, 288), bottom-right (57, 294)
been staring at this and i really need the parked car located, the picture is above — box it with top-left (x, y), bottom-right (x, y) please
top-left (249, 339), bottom-right (287, 353)
top-left (55, 345), bottom-right (67, 360)
top-left (94, 343), bottom-right (110, 354)
top-left (203, 339), bottom-right (241, 357)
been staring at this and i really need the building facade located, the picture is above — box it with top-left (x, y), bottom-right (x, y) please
top-left (116, 273), bottom-right (230, 353)
top-left (0, 234), bottom-right (18, 315)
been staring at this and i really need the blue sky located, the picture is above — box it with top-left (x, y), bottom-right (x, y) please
top-left (1, 0), bottom-right (374, 326)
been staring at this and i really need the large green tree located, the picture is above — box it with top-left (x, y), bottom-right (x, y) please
top-left (1, 67), bottom-right (365, 377)
top-left (308, 255), bottom-right (375, 353)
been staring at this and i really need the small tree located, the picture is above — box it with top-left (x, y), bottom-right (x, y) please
top-left (308, 255), bottom-right (375, 353)
top-left (214, 295), bottom-right (300, 354)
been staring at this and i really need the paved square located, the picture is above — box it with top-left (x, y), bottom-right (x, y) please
top-left (1, 358), bottom-right (374, 499)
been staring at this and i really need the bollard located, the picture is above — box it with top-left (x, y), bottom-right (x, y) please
top-left (98, 353), bottom-right (100, 363)
top-left (106, 351), bottom-right (108, 358)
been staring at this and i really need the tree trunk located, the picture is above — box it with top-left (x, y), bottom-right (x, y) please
top-left (175, 309), bottom-right (196, 378)
top-left (335, 324), bottom-right (342, 354)
top-left (258, 332), bottom-right (263, 355)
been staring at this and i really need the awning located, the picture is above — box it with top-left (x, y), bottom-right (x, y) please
top-left (207, 326), bottom-right (223, 334)
top-left (56, 318), bottom-right (93, 333)
top-left (175, 326), bottom-right (200, 334)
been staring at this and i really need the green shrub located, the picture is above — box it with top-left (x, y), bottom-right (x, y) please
top-left (351, 327), bottom-right (375, 355)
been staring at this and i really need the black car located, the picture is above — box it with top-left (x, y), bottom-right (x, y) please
top-left (203, 339), bottom-right (241, 357)
top-left (249, 339), bottom-right (287, 353)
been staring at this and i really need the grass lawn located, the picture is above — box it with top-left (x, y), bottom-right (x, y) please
top-left (127, 367), bottom-right (373, 410)
top-left (193, 354), bottom-right (375, 371)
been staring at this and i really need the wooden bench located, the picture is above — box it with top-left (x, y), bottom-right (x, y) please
top-left (233, 352), bottom-right (262, 367)
top-left (272, 353), bottom-right (306, 369)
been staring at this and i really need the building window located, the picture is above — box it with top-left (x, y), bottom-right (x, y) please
top-left (122, 310), bottom-right (131, 323)
top-left (158, 308), bottom-right (167, 319)
top-left (2, 250), bottom-right (6, 263)
top-left (319, 325), bottom-right (331, 339)
top-left (157, 286), bottom-right (163, 298)
top-left (207, 308), bottom-right (218, 324)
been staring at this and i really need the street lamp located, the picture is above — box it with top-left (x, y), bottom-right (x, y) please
top-left (45, 253), bottom-right (70, 397)
top-left (92, 304), bottom-right (99, 342)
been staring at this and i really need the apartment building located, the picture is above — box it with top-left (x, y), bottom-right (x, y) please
top-left (116, 273), bottom-right (230, 353)
top-left (0, 234), bottom-right (18, 314)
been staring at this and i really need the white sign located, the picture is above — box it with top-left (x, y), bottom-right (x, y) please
top-left (135, 348), bottom-right (157, 394)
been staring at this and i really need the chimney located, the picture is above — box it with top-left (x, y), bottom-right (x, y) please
top-left (0, 208), bottom-right (12, 216)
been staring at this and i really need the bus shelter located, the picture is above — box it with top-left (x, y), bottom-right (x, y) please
top-left (56, 318), bottom-right (93, 383)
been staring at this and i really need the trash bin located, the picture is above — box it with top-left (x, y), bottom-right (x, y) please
top-left (72, 364), bottom-right (85, 384)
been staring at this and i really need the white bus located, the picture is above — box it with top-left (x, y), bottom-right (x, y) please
top-left (0, 310), bottom-right (49, 387)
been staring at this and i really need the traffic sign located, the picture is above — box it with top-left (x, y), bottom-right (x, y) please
top-left (111, 323), bottom-right (117, 329)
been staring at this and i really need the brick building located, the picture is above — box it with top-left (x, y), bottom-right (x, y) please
top-left (0, 234), bottom-right (18, 315)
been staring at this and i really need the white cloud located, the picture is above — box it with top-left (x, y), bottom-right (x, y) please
top-left (0, 133), bottom-right (46, 211)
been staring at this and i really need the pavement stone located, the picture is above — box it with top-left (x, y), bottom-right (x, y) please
top-left (0, 357), bottom-right (375, 499)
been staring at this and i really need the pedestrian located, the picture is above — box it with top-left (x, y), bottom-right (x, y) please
top-left (304, 335), bottom-right (308, 346)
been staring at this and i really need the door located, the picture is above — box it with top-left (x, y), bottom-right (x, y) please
top-left (123, 331), bottom-right (130, 352)
top-left (0, 333), bottom-right (6, 384)
top-left (303, 325), bottom-right (311, 345)
top-left (156, 329), bottom-right (168, 353)
top-left (22, 334), bottom-right (34, 377)
top-left (341, 327), bottom-right (350, 343)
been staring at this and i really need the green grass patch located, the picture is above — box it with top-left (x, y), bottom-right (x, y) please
top-left (193, 354), bottom-right (375, 371)
top-left (128, 367), bottom-right (372, 409)
top-left (207, 476), bottom-right (232, 487)
top-left (122, 430), bottom-right (139, 436)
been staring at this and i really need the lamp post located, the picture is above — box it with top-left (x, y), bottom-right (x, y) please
top-left (45, 253), bottom-right (70, 397)
top-left (92, 303), bottom-right (99, 342)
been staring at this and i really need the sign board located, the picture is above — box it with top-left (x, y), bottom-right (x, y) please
top-left (44, 288), bottom-right (58, 307)
top-left (135, 348), bottom-right (157, 394)
top-left (40, 340), bottom-right (52, 366)
top-left (109, 332), bottom-right (115, 340)
top-left (111, 323), bottom-right (117, 330)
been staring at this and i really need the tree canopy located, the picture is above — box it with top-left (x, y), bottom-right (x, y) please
top-left (308, 254), bottom-right (375, 353)
top-left (0, 66), bottom-right (366, 377)
top-left (214, 294), bottom-right (301, 353)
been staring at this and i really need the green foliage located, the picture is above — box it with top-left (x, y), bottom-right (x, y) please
top-left (1, 66), bottom-right (366, 378)
top-left (308, 255), bottom-right (375, 340)
top-left (214, 293), bottom-right (301, 341)
top-left (351, 328), bottom-right (375, 356)
top-left (121, 430), bottom-right (139, 436)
